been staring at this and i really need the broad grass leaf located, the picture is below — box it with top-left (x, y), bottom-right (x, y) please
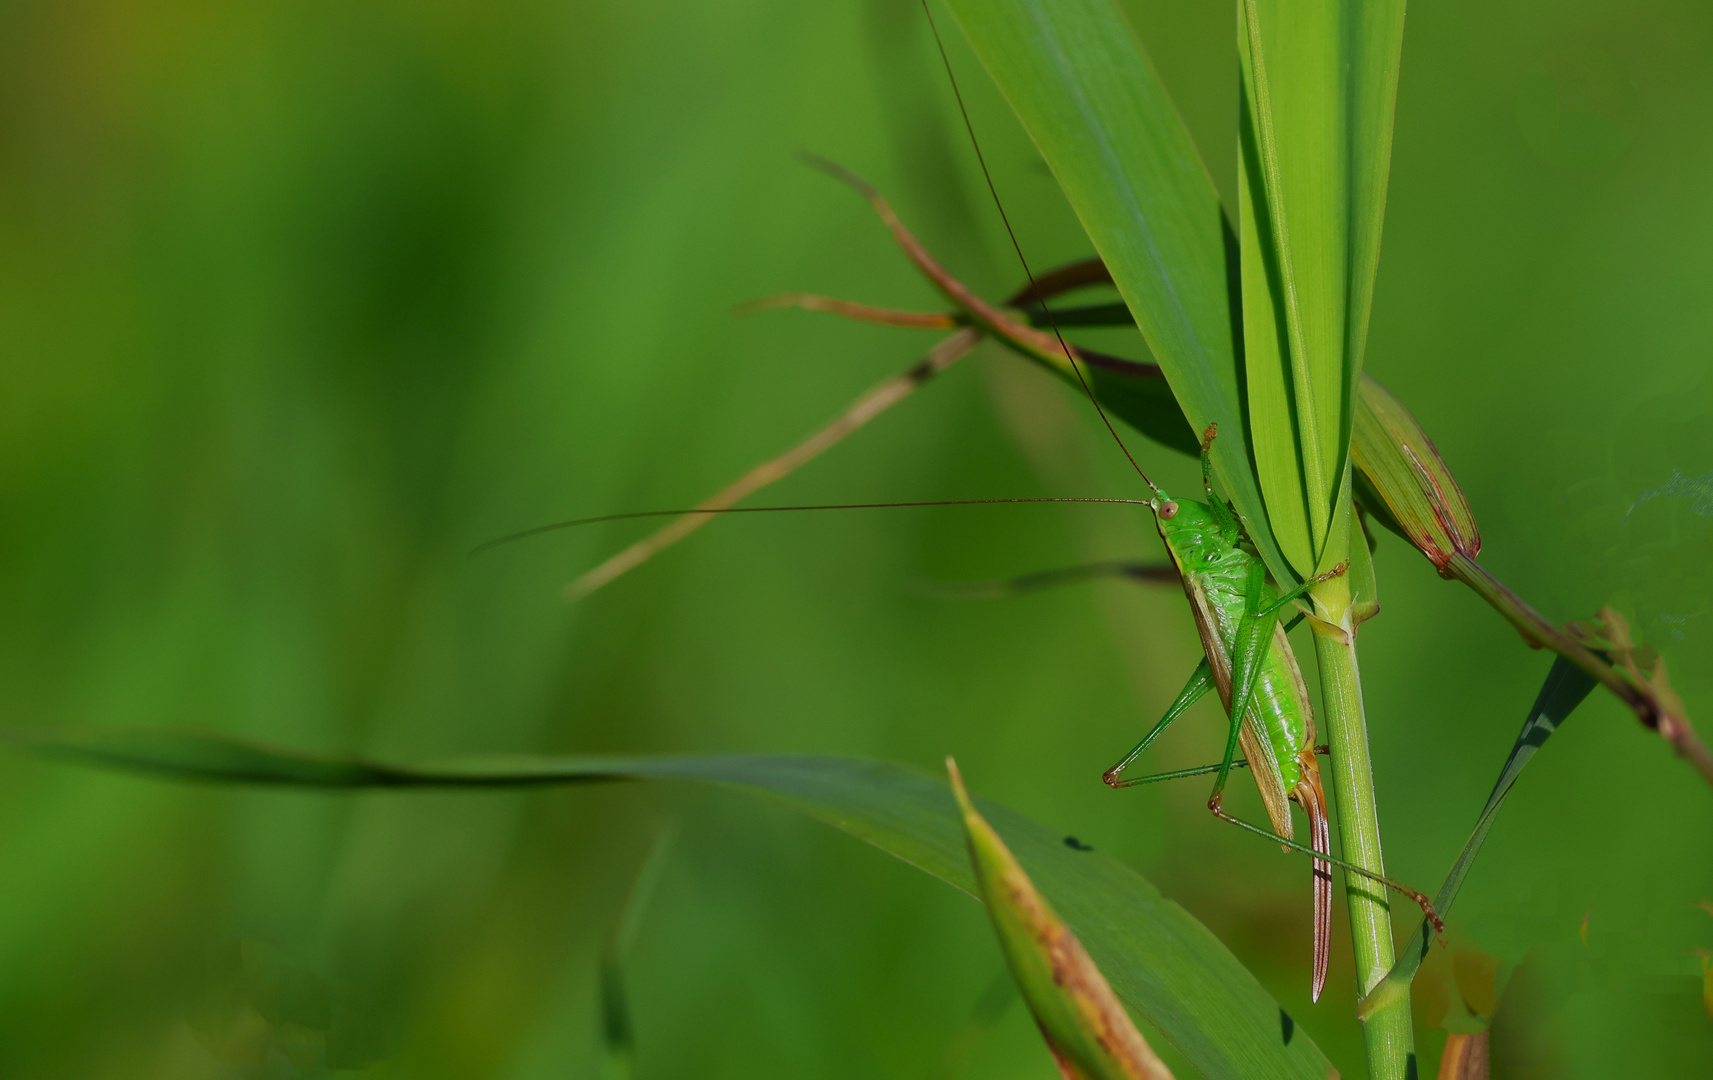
top-left (2, 729), bottom-right (1334, 1080)
top-left (1235, 0), bottom-right (1405, 579)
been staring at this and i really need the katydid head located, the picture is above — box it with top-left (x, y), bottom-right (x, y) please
top-left (1151, 496), bottom-right (1215, 531)
top-left (1148, 495), bottom-right (1229, 568)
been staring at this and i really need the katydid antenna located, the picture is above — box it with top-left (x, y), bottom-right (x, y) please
top-left (917, 0), bottom-right (1159, 499)
top-left (468, 497), bottom-right (1155, 559)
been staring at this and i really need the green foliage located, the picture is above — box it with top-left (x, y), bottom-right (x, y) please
top-left (0, 1), bottom-right (1710, 1078)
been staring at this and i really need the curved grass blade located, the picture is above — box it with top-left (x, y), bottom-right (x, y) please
top-left (948, 758), bottom-right (1173, 1080)
top-left (940, 0), bottom-right (1292, 587)
top-left (600, 828), bottom-right (676, 1080)
top-left (1356, 656), bottom-right (1598, 1019)
top-left (0, 727), bottom-right (1333, 1080)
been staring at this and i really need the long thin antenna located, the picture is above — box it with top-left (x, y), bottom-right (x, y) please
top-left (471, 497), bottom-right (1153, 558)
top-left (919, 0), bottom-right (1155, 493)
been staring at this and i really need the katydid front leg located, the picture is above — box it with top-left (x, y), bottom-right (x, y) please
top-left (1103, 612), bottom-right (1310, 788)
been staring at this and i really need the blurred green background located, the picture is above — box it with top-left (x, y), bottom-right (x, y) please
top-left (0, 0), bottom-right (1709, 1076)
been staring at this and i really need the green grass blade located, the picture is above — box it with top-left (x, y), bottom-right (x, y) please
top-left (1236, 0), bottom-right (1407, 576)
top-left (1357, 656), bottom-right (1598, 1019)
top-left (1236, 0), bottom-right (1337, 575)
top-left (600, 829), bottom-right (675, 1080)
top-left (2, 728), bottom-right (1332, 1080)
top-left (1344, 0), bottom-right (1409, 404)
top-left (940, 0), bottom-right (1292, 586)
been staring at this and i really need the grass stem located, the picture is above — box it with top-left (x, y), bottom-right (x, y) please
top-left (1311, 580), bottom-right (1413, 1080)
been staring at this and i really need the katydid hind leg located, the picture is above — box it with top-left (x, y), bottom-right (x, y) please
top-left (1206, 680), bottom-right (1251, 806)
top-left (1109, 742), bottom-right (1332, 787)
top-left (1203, 796), bottom-right (1445, 941)
top-left (1102, 607), bottom-right (1314, 789)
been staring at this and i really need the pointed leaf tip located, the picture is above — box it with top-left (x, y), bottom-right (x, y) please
top-left (947, 759), bottom-right (1173, 1080)
top-left (1352, 377), bottom-right (1481, 572)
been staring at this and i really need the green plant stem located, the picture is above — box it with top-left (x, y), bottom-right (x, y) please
top-left (1311, 600), bottom-right (1413, 1080)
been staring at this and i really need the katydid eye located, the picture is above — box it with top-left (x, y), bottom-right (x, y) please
top-left (1159, 501), bottom-right (1179, 519)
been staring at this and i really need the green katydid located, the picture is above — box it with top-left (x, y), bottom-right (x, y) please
top-left (1089, 421), bottom-right (1441, 1003)
top-left (1104, 423), bottom-right (1341, 1003)
top-left (907, 419), bottom-right (1446, 1004)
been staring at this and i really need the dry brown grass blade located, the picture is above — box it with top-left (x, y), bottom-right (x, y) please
top-left (1003, 256), bottom-right (1112, 307)
top-left (734, 293), bottom-right (958, 330)
top-left (798, 156), bottom-right (1080, 369)
top-left (1448, 557), bottom-right (1713, 788)
top-left (566, 327), bottom-right (981, 599)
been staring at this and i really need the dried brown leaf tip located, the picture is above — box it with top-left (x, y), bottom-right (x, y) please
top-left (1351, 377), bottom-right (1481, 574)
top-left (947, 758), bottom-right (1173, 1080)
top-left (1590, 608), bottom-right (1690, 720)
top-left (1437, 1031), bottom-right (1490, 1080)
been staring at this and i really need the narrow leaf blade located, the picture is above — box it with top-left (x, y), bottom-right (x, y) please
top-left (1358, 657), bottom-right (1597, 1017)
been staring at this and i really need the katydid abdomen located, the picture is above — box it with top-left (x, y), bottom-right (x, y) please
top-left (1177, 524), bottom-right (1317, 816)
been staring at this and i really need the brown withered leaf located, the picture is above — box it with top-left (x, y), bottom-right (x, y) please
top-left (1437, 1031), bottom-right (1489, 1080)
